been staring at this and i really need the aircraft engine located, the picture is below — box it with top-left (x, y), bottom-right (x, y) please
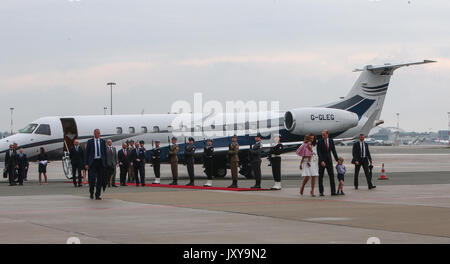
top-left (284, 107), bottom-right (358, 135)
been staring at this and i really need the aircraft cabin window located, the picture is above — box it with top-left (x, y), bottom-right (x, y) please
top-left (116, 127), bottom-right (122, 134)
top-left (153, 126), bottom-right (159, 133)
top-left (129, 127), bottom-right (135, 134)
top-left (19, 123), bottom-right (38, 134)
top-left (35, 124), bottom-right (51, 136)
top-left (237, 124), bottom-right (244, 133)
top-left (141, 126), bottom-right (148, 133)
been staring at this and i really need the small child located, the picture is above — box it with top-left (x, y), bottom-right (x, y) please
top-left (336, 157), bottom-right (346, 195)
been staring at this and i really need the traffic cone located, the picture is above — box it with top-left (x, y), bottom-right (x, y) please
top-left (378, 163), bottom-right (389, 180)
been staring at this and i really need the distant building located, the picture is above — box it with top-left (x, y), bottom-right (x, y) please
top-left (370, 128), bottom-right (390, 141)
top-left (371, 134), bottom-right (389, 141)
top-left (438, 130), bottom-right (449, 140)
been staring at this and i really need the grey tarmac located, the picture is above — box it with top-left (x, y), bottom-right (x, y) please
top-left (1, 145), bottom-right (449, 243)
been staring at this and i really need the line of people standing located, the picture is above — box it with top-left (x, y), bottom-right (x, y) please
top-left (165, 133), bottom-right (280, 189)
top-left (4, 143), bottom-right (50, 186)
top-left (4, 144), bottom-right (29, 186)
top-left (78, 129), bottom-right (277, 200)
top-left (4, 128), bottom-right (377, 199)
top-left (79, 129), bottom-right (165, 199)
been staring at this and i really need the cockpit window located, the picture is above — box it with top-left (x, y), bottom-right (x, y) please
top-left (35, 124), bottom-right (51, 135)
top-left (19, 123), bottom-right (38, 134)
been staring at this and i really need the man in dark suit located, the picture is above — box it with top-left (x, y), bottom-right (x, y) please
top-left (352, 133), bottom-right (376, 190)
top-left (84, 129), bottom-right (107, 200)
top-left (13, 143), bottom-right (19, 182)
top-left (316, 129), bottom-right (339, 196)
top-left (104, 139), bottom-right (118, 189)
top-left (5, 144), bottom-right (18, 186)
top-left (16, 148), bottom-right (28, 186)
top-left (130, 141), bottom-right (146, 187)
top-left (118, 142), bottom-right (129, 186)
top-left (70, 139), bottom-right (84, 187)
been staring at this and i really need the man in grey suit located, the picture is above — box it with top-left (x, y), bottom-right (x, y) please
top-left (104, 139), bottom-right (118, 189)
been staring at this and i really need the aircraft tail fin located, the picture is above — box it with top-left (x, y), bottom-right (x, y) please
top-left (326, 59), bottom-right (435, 136)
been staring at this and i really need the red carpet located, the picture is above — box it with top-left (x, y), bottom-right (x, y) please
top-left (65, 181), bottom-right (271, 191)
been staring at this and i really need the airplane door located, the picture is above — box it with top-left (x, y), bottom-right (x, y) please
top-left (60, 118), bottom-right (78, 151)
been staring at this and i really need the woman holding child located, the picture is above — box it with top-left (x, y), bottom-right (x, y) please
top-left (297, 134), bottom-right (319, 197)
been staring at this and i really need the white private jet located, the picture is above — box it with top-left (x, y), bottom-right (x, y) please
top-left (0, 60), bottom-right (435, 178)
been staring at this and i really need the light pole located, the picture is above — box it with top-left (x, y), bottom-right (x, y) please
top-left (107, 82), bottom-right (116, 115)
top-left (10, 107), bottom-right (14, 135)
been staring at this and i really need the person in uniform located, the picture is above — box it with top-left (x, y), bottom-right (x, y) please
top-left (16, 148), bottom-right (28, 186)
top-left (227, 135), bottom-right (239, 188)
top-left (139, 140), bottom-right (147, 185)
top-left (127, 140), bottom-right (135, 183)
top-left (168, 137), bottom-right (179, 185)
top-left (5, 144), bottom-right (18, 186)
top-left (184, 137), bottom-right (196, 186)
top-left (250, 133), bottom-right (263, 189)
top-left (130, 141), bottom-right (146, 187)
top-left (151, 140), bottom-right (161, 184)
top-left (118, 142), bottom-right (129, 186)
top-left (70, 139), bottom-right (85, 187)
top-left (269, 134), bottom-right (284, 190)
top-left (203, 139), bottom-right (214, 187)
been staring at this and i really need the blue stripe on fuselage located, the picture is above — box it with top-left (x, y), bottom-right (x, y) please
top-left (362, 83), bottom-right (389, 89)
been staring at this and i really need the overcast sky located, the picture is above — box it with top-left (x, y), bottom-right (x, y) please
top-left (0, 0), bottom-right (449, 133)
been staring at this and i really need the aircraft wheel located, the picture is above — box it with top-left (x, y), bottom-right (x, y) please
top-left (214, 167), bottom-right (227, 178)
top-left (240, 163), bottom-right (254, 179)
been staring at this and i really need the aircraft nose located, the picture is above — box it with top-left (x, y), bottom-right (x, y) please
top-left (0, 134), bottom-right (20, 151)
